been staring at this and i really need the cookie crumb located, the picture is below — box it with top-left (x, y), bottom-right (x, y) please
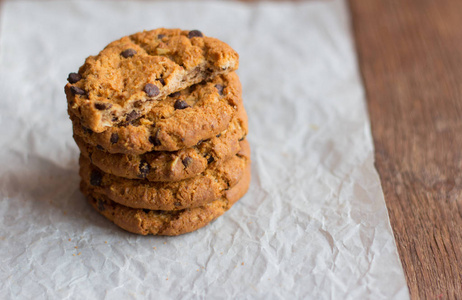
top-left (72, 254), bottom-right (76, 256)
top-left (153, 247), bottom-right (156, 250)
top-left (78, 252), bottom-right (82, 256)
top-left (68, 238), bottom-right (71, 242)
top-left (309, 124), bottom-right (319, 130)
top-left (74, 246), bottom-right (78, 249)
top-left (163, 242), bottom-right (166, 245)
top-left (104, 241), bottom-right (108, 244)
top-left (241, 262), bottom-right (244, 266)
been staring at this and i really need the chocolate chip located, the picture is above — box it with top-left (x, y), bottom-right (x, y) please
top-left (125, 110), bottom-right (140, 122)
top-left (158, 34), bottom-right (166, 39)
top-left (157, 78), bottom-right (165, 86)
top-left (188, 30), bottom-right (203, 38)
top-left (97, 199), bottom-right (106, 211)
top-left (144, 83), bottom-right (160, 97)
top-left (196, 140), bottom-right (204, 146)
top-left (169, 92), bottom-right (181, 98)
top-left (207, 156), bottom-right (215, 164)
top-left (96, 145), bottom-right (104, 151)
top-left (174, 202), bottom-right (181, 207)
top-left (238, 136), bottom-right (245, 141)
top-left (121, 49), bottom-right (137, 58)
top-left (215, 84), bottom-right (224, 95)
top-left (138, 160), bottom-right (150, 178)
top-left (174, 100), bottom-right (190, 110)
top-left (149, 132), bottom-right (161, 146)
top-left (94, 103), bottom-right (113, 110)
top-left (143, 209), bottom-right (151, 214)
top-left (67, 72), bottom-right (81, 84)
top-left (182, 157), bottom-right (192, 168)
top-left (70, 86), bottom-right (85, 95)
top-left (216, 133), bottom-right (222, 138)
top-left (90, 170), bottom-right (102, 186)
top-left (110, 133), bottom-right (119, 144)
top-left (82, 127), bottom-right (93, 135)
top-left (133, 100), bottom-right (143, 108)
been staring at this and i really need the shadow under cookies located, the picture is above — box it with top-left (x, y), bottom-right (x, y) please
top-left (0, 154), bottom-right (90, 229)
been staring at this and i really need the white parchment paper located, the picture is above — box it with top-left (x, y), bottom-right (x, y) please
top-left (0, 0), bottom-right (409, 299)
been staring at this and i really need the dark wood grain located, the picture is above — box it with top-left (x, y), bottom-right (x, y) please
top-left (349, 0), bottom-right (462, 298)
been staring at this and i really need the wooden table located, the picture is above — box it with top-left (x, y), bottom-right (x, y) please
top-left (350, 0), bottom-right (462, 298)
top-left (1, 0), bottom-right (460, 298)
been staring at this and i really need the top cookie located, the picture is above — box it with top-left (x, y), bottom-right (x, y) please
top-left (65, 28), bottom-right (239, 133)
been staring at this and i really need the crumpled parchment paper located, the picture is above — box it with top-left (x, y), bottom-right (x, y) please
top-left (0, 0), bottom-right (409, 298)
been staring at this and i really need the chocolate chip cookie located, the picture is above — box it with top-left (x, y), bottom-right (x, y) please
top-left (65, 28), bottom-right (239, 133)
top-left (73, 94), bottom-right (247, 181)
top-left (69, 72), bottom-right (244, 152)
top-left (84, 159), bottom-right (250, 236)
top-left (74, 120), bottom-right (244, 182)
top-left (80, 140), bottom-right (250, 211)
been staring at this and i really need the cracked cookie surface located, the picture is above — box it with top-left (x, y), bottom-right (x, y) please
top-left (83, 159), bottom-right (251, 236)
top-left (70, 72), bottom-right (244, 152)
top-left (65, 28), bottom-right (239, 133)
top-left (80, 140), bottom-right (250, 211)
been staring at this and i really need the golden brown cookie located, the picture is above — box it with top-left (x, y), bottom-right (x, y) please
top-left (84, 155), bottom-right (251, 236)
top-left (74, 124), bottom-right (243, 182)
top-left (80, 140), bottom-right (250, 211)
top-left (69, 72), bottom-right (244, 152)
top-left (65, 28), bottom-right (239, 133)
top-left (73, 96), bottom-right (247, 181)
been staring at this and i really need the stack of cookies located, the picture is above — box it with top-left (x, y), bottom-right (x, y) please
top-left (65, 28), bottom-right (250, 236)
